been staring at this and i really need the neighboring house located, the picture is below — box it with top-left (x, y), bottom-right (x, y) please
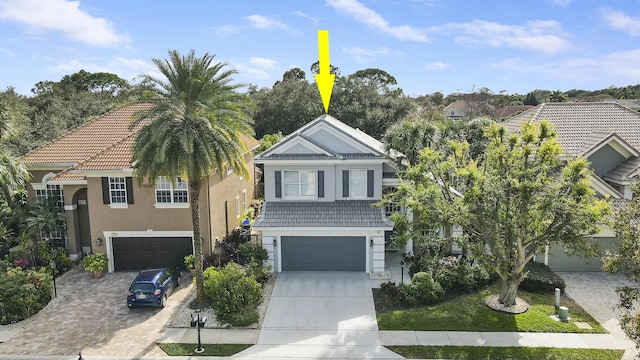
top-left (493, 105), bottom-right (534, 121)
top-left (443, 100), bottom-right (469, 119)
top-left (503, 102), bottom-right (640, 271)
top-left (20, 104), bottom-right (258, 272)
top-left (253, 114), bottom-right (397, 273)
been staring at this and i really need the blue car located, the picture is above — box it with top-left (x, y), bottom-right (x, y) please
top-left (127, 268), bottom-right (181, 309)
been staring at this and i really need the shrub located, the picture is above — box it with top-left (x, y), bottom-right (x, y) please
top-left (0, 267), bottom-right (52, 324)
top-left (83, 252), bottom-right (107, 273)
top-left (408, 272), bottom-right (444, 305)
top-left (238, 243), bottom-right (268, 266)
top-left (379, 281), bottom-right (406, 307)
top-left (184, 254), bottom-right (195, 269)
top-left (520, 261), bottom-right (566, 294)
top-left (203, 263), bottom-right (262, 326)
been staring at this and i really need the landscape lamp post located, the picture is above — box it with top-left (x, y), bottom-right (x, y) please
top-left (50, 260), bottom-right (57, 298)
top-left (190, 313), bottom-right (207, 353)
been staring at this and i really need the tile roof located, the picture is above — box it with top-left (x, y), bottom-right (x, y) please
top-left (494, 105), bottom-right (534, 120)
top-left (252, 200), bottom-right (394, 228)
top-left (23, 104), bottom-right (258, 182)
top-left (604, 156), bottom-right (640, 182)
top-left (20, 104), bottom-right (150, 165)
top-left (502, 102), bottom-right (640, 157)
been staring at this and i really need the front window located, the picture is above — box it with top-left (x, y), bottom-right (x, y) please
top-left (349, 169), bottom-right (367, 198)
top-left (109, 177), bottom-right (127, 204)
top-left (35, 184), bottom-right (64, 208)
top-left (283, 170), bottom-right (316, 199)
top-left (155, 177), bottom-right (188, 204)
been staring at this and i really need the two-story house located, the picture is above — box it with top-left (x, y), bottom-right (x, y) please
top-left (253, 114), bottom-right (396, 274)
top-left (503, 102), bottom-right (640, 271)
top-left (20, 104), bottom-right (258, 272)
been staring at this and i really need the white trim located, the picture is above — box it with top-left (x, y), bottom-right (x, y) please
top-left (583, 135), bottom-right (639, 159)
top-left (154, 203), bottom-right (190, 209)
top-left (282, 170), bottom-right (317, 200)
top-left (108, 203), bottom-right (128, 209)
top-left (47, 180), bottom-right (87, 186)
top-left (31, 172), bottom-right (57, 190)
top-left (253, 226), bottom-right (393, 231)
top-left (105, 230), bottom-right (194, 272)
top-left (255, 158), bottom-right (390, 165)
top-left (82, 170), bottom-right (135, 177)
top-left (305, 121), bottom-right (378, 154)
top-left (259, 133), bottom-right (334, 158)
top-left (63, 204), bottom-right (77, 211)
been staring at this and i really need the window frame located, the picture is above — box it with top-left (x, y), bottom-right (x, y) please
top-left (154, 177), bottom-right (189, 208)
top-left (282, 170), bottom-right (317, 200)
top-left (349, 169), bottom-right (368, 199)
top-left (109, 177), bottom-right (127, 205)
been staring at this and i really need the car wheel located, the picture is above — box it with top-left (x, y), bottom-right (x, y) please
top-left (160, 294), bottom-right (167, 308)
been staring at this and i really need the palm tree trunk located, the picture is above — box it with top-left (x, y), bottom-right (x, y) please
top-left (189, 179), bottom-right (206, 304)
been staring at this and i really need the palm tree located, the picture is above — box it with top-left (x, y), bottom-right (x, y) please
top-left (131, 50), bottom-right (254, 303)
top-left (26, 196), bottom-right (66, 264)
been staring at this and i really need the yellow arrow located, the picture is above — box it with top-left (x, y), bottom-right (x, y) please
top-left (314, 30), bottom-right (335, 113)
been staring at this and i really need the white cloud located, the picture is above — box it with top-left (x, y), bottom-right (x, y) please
top-left (551, 0), bottom-right (572, 6)
top-left (0, 47), bottom-right (15, 57)
top-left (0, 0), bottom-right (129, 47)
top-left (601, 8), bottom-right (640, 37)
top-left (326, 0), bottom-right (429, 42)
top-left (435, 19), bottom-right (571, 54)
top-left (490, 49), bottom-right (640, 87)
top-left (292, 10), bottom-right (318, 23)
top-left (424, 61), bottom-right (451, 70)
top-left (235, 57), bottom-right (279, 80)
top-left (211, 24), bottom-right (241, 38)
top-left (243, 14), bottom-right (287, 30)
top-left (409, 0), bottom-right (438, 7)
top-left (343, 46), bottom-right (404, 62)
top-left (48, 57), bottom-right (158, 82)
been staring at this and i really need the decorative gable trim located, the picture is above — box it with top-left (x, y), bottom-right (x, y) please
top-left (257, 133), bottom-right (336, 159)
top-left (589, 174), bottom-right (622, 199)
top-left (304, 121), bottom-right (376, 155)
top-left (581, 132), bottom-right (639, 159)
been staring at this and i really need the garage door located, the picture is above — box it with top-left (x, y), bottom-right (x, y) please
top-left (112, 237), bottom-right (193, 271)
top-left (281, 236), bottom-right (365, 271)
top-left (546, 238), bottom-right (616, 272)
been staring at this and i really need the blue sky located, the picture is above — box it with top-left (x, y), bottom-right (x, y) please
top-left (1, 0), bottom-right (640, 97)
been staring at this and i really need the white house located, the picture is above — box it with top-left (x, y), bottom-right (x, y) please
top-left (253, 114), bottom-right (398, 274)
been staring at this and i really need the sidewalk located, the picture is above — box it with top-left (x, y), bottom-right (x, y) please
top-left (156, 327), bottom-right (627, 350)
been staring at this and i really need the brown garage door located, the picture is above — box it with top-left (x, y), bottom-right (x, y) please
top-left (112, 237), bottom-right (193, 271)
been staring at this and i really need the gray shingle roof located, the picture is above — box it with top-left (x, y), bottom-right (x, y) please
top-left (252, 200), bottom-right (394, 228)
top-left (604, 156), bottom-right (640, 182)
top-left (503, 102), bottom-right (640, 157)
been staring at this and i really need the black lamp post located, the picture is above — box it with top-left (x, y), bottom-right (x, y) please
top-left (50, 260), bottom-right (57, 298)
top-left (190, 313), bottom-right (207, 353)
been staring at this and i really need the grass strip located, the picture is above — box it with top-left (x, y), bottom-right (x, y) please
top-left (376, 284), bottom-right (605, 333)
top-left (157, 343), bottom-right (252, 356)
top-left (387, 345), bottom-right (625, 360)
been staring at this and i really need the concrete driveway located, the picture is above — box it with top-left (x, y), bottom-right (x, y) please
top-left (0, 266), bottom-right (193, 357)
top-left (235, 271), bottom-right (401, 359)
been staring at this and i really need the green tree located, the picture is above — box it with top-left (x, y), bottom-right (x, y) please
top-left (603, 181), bottom-right (640, 349)
top-left (389, 120), bottom-right (610, 306)
top-left (130, 49), bottom-right (254, 303)
top-left (524, 91), bottom-right (539, 106)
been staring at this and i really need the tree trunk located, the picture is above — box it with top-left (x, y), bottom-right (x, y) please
top-left (498, 272), bottom-right (523, 307)
top-left (189, 180), bottom-right (206, 304)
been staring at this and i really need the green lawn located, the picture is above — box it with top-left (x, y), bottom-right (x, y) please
top-left (387, 346), bottom-right (624, 359)
top-left (376, 284), bottom-right (606, 333)
top-left (157, 343), bottom-right (252, 356)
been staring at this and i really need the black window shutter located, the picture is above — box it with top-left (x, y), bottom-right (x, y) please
top-left (275, 171), bottom-right (282, 198)
top-left (126, 177), bottom-right (134, 204)
top-left (318, 171), bottom-right (324, 198)
top-left (367, 170), bottom-right (374, 197)
top-left (342, 170), bottom-right (349, 198)
top-left (102, 177), bottom-right (110, 204)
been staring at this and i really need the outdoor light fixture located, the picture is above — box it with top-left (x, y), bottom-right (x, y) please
top-left (96, 237), bottom-right (103, 246)
top-left (370, 239), bottom-right (374, 247)
top-left (273, 239), bottom-right (277, 247)
top-left (190, 313), bottom-right (207, 353)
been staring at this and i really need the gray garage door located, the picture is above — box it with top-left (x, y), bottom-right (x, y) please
top-left (112, 237), bottom-right (193, 271)
top-left (545, 237), bottom-right (617, 272)
top-left (281, 236), bottom-right (366, 271)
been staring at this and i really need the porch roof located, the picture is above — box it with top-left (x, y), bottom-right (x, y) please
top-left (252, 200), bottom-right (394, 229)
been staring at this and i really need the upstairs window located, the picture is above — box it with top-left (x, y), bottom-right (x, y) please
top-left (109, 177), bottom-right (127, 204)
top-left (349, 170), bottom-right (367, 198)
top-left (35, 184), bottom-right (64, 209)
top-left (283, 170), bottom-right (316, 199)
top-left (156, 177), bottom-right (188, 204)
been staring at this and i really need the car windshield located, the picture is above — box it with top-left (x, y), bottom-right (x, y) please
top-left (131, 283), bottom-right (155, 293)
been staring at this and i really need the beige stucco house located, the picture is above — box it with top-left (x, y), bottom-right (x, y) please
top-left (20, 104), bottom-right (258, 272)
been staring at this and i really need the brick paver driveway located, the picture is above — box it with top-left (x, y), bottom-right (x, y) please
top-left (0, 266), bottom-right (193, 357)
